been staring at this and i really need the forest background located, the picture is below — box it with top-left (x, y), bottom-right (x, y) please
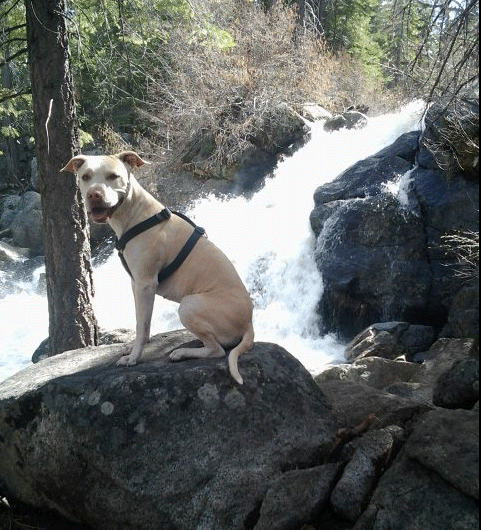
top-left (1, 0), bottom-right (479, 189)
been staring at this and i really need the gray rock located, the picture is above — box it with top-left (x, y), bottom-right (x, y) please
top-left (31, 328), bottom-right (138, 363)
top-left (97, 327), bottom-right (136, 345)
top-left (324, 111), bottom-right (367, 132)
top-left (10, 191), bottom-right (43, 256)
top-left (406, 408), bottom-right (479, 499)
top-left (317, 197), bottom-right (431, 338)
top-left (323, 114), bottom-right (349, 132)
top-left (412, 338), bottom-right (478, 387)
top-left (0, 332), bottom-right (337, 530)
top-left (402, 325), bottom-right (438, 360)
top-left (346, 323), bottom-right (409, 361)
top-left (342, 111), bottom-right (368, 130)
top-left (414, 168), bottom-right (479, 312)
top-left (384, 382), bottom-right (433, 406)
top-left (311, 156), bottom-right (412, 209)
top-left (331, 428), bottom-right (397, 522)
top-left (317, 357), bottom-right (421, 390)
top-left (253, 464), bottom-right (339, 530)
top-left (441, 285), bottom-right (479, 341)
top-left (0, 194), bottom-right (21, 229)
top-left (433, 358), bottom-right (479, 409)
top-left (354, 452), bottom-right (479, 530)
top-left (31, 337), bottom-right (50, 363)
top-left (301, 104), bottom-right (333, 122)
top-left (251, 104), bottom-right (309, 156)
top-left (0, 241), bottom-right (31, 267)
top-left (371, 131), bottom-right (420, 164)
top-left (354, 408), bottom-right (479, 530)
top-left (419, 98), bottom-right (479, 177)
top-left (315, 364), bottom-right (351, 384)
top-left (345, 322), bottom-right (436, 362)
top-left (318, 380), bottom-right (431, 431)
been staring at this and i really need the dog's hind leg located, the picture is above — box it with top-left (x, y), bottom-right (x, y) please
top-left (169, 334), bottom-right (226, 361)
top-left (169, 295), bottom-right (226, 361)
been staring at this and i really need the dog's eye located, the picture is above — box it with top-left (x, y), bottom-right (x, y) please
top-left (81, 174), bottom-right (92, 182)
top-left (106, 173), bottom-right (119, 181)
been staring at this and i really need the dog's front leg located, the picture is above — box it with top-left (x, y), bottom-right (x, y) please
top-left (117, 281), bottom-right (156, 367)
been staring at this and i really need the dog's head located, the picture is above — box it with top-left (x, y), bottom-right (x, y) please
top-left (61, 151), bottom-right (147, 224)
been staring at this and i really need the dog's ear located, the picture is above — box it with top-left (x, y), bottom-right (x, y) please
top-left (116, 151), bottom-right (150, 169)
top-left (60, 156), bottom-right (87, 174)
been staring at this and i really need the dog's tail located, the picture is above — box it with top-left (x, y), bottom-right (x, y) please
top-left (228, 322), bottom-right (255, 385)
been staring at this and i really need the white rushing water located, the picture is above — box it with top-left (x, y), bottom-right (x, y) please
top-left (0, 101), bottom-right (425, 383)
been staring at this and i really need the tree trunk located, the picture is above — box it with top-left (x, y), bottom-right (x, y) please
top-left (25, 0), bottom-right (98, 354)
top-left (1, 57), bottom-right (22, 188)
top-left (295, 0), bottom-right (306, 44)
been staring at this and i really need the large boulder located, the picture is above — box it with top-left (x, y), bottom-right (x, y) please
top-left (310, 126), bottom-right (479, 340)
top-left (0, 331), bottom-right (337, 530)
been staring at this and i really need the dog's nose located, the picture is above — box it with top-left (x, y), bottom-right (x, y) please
top-left (87, 190), bottom-right (103, 202)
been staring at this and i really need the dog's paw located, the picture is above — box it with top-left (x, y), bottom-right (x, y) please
top-left (169, 350), bottom-right (185, 362)
top-left (116, 355), bottom-right (138, 367)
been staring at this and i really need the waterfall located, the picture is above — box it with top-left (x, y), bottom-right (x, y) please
top-left (0, 101), bottom-right (424, 383)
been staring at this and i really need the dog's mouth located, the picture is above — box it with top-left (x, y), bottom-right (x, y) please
top-left (89, 206), bottom-right (116, 224)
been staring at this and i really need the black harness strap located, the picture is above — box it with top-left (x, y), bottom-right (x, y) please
top-left (157, 225), bottom-right (205, 284)
top-left (115, 208), bottom-right (206, 284)
top-left (116, 208), bottom-right (172, 252)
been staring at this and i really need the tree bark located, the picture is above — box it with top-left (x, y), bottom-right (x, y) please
top-left (25, 0), bottom-right (98, 354)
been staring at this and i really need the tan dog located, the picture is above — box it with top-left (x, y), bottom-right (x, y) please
top-left (61, 151), bottom-right (254, 384)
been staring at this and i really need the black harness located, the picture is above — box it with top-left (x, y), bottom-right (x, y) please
top-left (115, 207), bottom-right (206, 284)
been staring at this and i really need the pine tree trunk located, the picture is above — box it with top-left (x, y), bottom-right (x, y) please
top-left (25, 0), bottom-right (98, 354)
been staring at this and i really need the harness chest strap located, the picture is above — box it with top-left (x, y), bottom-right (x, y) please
top-left (115, 208), bottom-right (206, 283)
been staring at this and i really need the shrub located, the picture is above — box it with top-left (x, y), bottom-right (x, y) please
top-left (442, 230), bottom-right (480, 285)
top-left (143, 1), bottom-right (337, 172)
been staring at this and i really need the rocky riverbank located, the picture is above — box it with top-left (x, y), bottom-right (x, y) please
top-left (0, 329), bottom-right (478, 530)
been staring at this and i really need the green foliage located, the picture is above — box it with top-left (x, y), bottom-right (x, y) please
top-left (68, 0), bottom-right (202, 134)
top-left (78, 129), bottom-right (94, 148)
top-left (313, 0), bottom-right (386, 81)
top-left (1, 0), bottom-right (478, 176)
top-left (0, 0), bottom-right (31, 143)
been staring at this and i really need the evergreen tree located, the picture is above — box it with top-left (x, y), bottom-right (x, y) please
top-left (25, 0), bottom-right (98, 355)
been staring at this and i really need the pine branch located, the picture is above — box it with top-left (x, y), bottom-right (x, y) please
top-left (0, 45), bottom-right (27, 67)
top-left (0, 87), bottom-right (31, 103)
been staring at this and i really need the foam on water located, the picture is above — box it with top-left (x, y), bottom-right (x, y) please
top-left (0, 100), bottom-right (425, 383)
